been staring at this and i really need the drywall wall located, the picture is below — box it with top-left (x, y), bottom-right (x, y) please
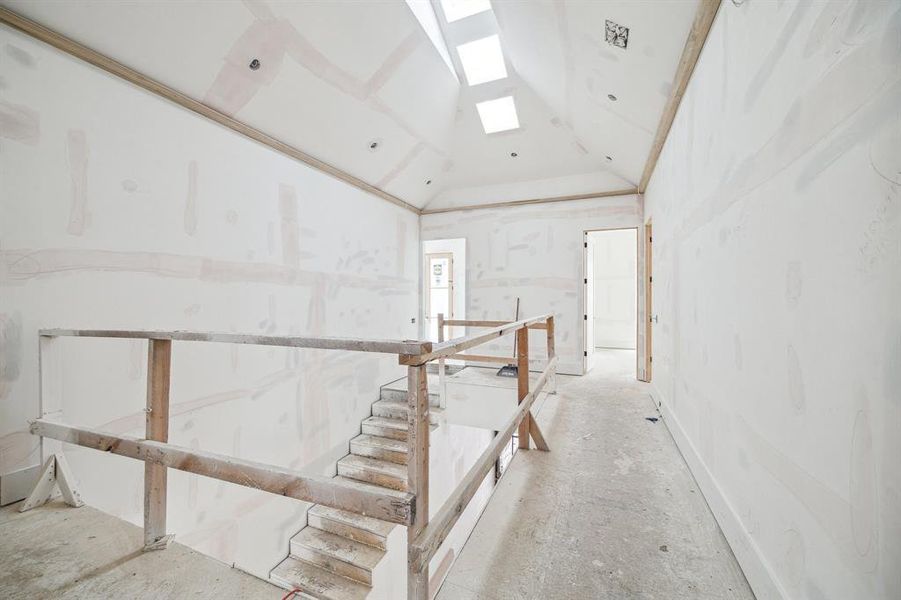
top-left (421, 195), bottom-right (644, 375)
top-left (643, 2), bottom-right (900, 599)
top-left (591, 228), bottom-right (637, 349)
top-left (0, 23), bottom-right (419, 579)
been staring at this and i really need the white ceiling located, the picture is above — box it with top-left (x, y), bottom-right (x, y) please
top-left (1, 0), bottom-right (700, 210)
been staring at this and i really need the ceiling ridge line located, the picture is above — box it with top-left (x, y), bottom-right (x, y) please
top-left (0, 7), bottom-right (423, 216)
top-left (419, 187), bottom-right (639, 215)
top-left (638, 0), bottom-right (722, 194)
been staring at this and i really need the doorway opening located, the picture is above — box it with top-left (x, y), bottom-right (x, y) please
top-left (583, 228), bottom-right (638, 377)
top-left (422, 238), bottom-right (466, 342)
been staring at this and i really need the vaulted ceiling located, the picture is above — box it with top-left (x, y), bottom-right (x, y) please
top-left (1, 0), bottom-right (700, 210)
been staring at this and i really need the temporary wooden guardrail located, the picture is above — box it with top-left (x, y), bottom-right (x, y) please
top-left (25, 331), bottom-right (429, 541)
top-left (25, 314), bottom-right (556, 600)
top-left (400, 313), bottom-right (556, 598)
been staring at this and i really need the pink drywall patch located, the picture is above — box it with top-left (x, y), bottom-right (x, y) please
top-left (184, 161), bottom-right (199, 236)
top-left (0, 312), bottom-right (22, 400)
top-left (0, 101), bottom-right (39, 145)
top-left (66, 129), bottom-right (89, 236)
top-left (278, 184), bottom-right (301, 268)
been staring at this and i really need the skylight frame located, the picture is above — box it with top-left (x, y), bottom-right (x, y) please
top-left (475, 96), bottom-right (520, 134)
top-left (457, 34), bottom-right (508, 86)
top-left (439, 0), bottom-right (492, 23)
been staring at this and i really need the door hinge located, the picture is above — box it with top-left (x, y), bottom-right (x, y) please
top-left (649, 276), bottom-right (653, 283)
top-left (649, 356), bottom-right (653, 363)
top-left (584, 242), bottom-right (588, 248)
top-left (584, 314), bottom-right (587, 320)
top-left (584, 278), bottom-right (588, 284)
top-left (649, 236), bottom-right (653, 243)
top-left (584, 351), bottom-right (588, 357)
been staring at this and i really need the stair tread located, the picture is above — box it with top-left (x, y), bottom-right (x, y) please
top-left (270, 556), bottom-right (369, 600)
top-left (308, 504), bottom-right (395, 538)
top-left (338, 454), bottom-right (407, 479)
top-left (292, 527), bottom-right (384, 571)
top-left (333, 476), bottom-right (411, 501)
top-left (351, 433), bottom-right (408, 453)
top-left (372, 399), bottom-right (444, 416)
top-left (362, 416), bottom-right (407, 430)
top-left (381, 384), bottom-right (439, 396)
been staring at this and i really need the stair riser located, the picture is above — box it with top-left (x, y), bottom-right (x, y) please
top-left (307, 513), bottom-right (387, 550)
top-left (361, 423), bottom-right (407, 441)
top-left (372, 404), bottom-right (407, 420)
top-left (291, 544), bottom-right (373, 586)
top-left (350, 440), bottom-right (408, 465)
top-left (379, 387), bottom-right (441, 407)
top-left (338, 462), bottom-right (408, 492)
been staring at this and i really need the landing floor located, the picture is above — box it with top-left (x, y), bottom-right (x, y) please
top-left (435, 349), bottom-right (755, 600)
top-left (0, 500), bottom-right (281, 599)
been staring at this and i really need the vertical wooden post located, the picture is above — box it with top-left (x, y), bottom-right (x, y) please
top-left (437, 313), bottom-right (446, 408)
top-left (144, 339), bottom-right (172, 550)
top-left (517, 326), bottom-right (530, 450)
top-left (38, 335), bottom-right (63, 461)
top-left (545, 316), bottom-right (556, 394)
top-left (406, 364), bottom-right (430, 599)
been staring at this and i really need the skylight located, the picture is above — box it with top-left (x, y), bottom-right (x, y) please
top-left (439, 0), bottom-right (492, 23)
top-left (457, 35), bottom-right (507, 86)
top-left (405, 0), bottom-right (457, 79)
top-left (476, 96), bottom-right (520, 134)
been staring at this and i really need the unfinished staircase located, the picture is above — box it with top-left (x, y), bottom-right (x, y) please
top-left (270, 382), bottom-right (441, 599)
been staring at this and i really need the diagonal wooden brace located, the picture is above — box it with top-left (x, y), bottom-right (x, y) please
top-left (19, 453), bottom-right (84, 512)
top-left (528, 415), bottom-right (550, 452)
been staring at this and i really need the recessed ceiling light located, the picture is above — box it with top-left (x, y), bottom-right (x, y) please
top-left (457, 35), bottom-right (507, 86)
top-left (439, 0), bottom-right (491, 23)
top-left (607, 94), bottom-right (617, 101)
top-left (476, 96), bottom-right (520, 134)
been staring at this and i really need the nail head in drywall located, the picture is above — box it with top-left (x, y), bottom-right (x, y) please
top-left (426, 180), bottom-right (432, 185)
top-left (607, 94), bottom-right (617, 101)
top-left (605, 20), bottom-right (629, 49)
top-left (605, 156), bottom-right (613, 162)
top-left (510, 152), bottom-right (518, 157)
top-left (368, 139), bottom-right (382, 152)
top-left (249, 58), bottom-right (261, 70)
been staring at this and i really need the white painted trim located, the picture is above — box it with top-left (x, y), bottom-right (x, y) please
top-left (0, 463), bottom-right (41, 506)
top-left (649, 384), bottom-right (787, 600)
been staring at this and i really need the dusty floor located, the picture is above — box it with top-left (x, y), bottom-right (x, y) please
top-left (0, 500), bottom-right (281, 599)
top-left (435, 349), bottom-right (755, 600)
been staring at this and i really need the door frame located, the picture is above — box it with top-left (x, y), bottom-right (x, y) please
top-left (640, 220), bottom-right (653, 382)
top-left (424, 252), bottom-right (455, 339)
top-left (582, 227), bottom-right (640, 377)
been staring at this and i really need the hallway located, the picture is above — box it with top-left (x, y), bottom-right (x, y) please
top-left (436, 350), bottom-right (754, 599)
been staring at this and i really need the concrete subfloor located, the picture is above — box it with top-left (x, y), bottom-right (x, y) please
top-left (436, 349), bottom-right (755, 600)
top-left (0, 500), bottom-right (281, 599)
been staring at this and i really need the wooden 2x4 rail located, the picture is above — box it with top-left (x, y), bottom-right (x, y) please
top-left (25, 314), bottom-right (557, 600)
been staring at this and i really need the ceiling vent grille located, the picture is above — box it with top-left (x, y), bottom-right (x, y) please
top-left (605, 20), bottom-right (629, 49)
